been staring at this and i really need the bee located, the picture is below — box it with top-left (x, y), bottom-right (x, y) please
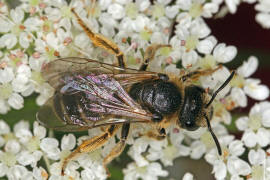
top-left (37, 8), bottom-right (235, 176)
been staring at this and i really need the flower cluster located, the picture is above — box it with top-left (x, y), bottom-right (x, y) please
top-left (0, 0), bottom-right (270, 180)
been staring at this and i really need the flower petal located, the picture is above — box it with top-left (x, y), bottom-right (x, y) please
top-left (248, 149), bottom-right (266, 165)
top-left (244, 79), bottom-right (269, 100)
top-left (227, 156), bottom-right (251, 176)
top-left (213, 43), bottom-right (237, 63)
top-left (237, 56), bottom-right (258, 78)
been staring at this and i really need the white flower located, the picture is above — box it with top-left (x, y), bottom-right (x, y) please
top-left (108, 3), bottom-right (125, 19)
top-left (182, 172), bottom-right (194, 180)
top-left (0, 120), bottom-right (10, 135)
top-left (248, 149), bottom-right (266, 166)
top-left (123, 162), bottom-right (168, 180)
top-left (5, 139), bottom-right (21, 154)
top-left (237, 56), bottom-right (258, 77)
top-left (0, 67), bottom-right (14, 84)
top-left (61, 134), bottom-right (76, 151)
top-left (35, 83), bottom-right (54, 106)
top-left (213, 43), bottom-right (237, 63)
top-left (227, 156), bottom-right (251, 176)
top-left (165, 5), bottom-right (180, 19)
top-left (196, 35), bottom-right (217, 54)
top-left (230, 56), bottom-right (269, 105)
top-left (16, 150), bottom-right (42, 167)
top-left (40, 138), bottom-right (60, 160)
top-left (128, 136), bottom-right (166, 167)
top-left (200, 66), bottom-right (232, 98)
top-left (205, 138), bottom-right (247, 178)
top-left (7, 93), bottom-right (24, 110)
top-left (225, 0), bottom-right (240, 14)
top-left (255, 0), bottom-right (270, 28)
top-left (0, 7), bottom-right (34, 49)
top-left (244, 79), bottom-right (269, 100)
top-left (146, 138), bottom-right (181, 166)
top-left (236, 101), bottom-right (270, 148)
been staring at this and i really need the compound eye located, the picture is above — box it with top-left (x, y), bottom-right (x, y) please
top-left (184, 120), bottom-right (199, 131)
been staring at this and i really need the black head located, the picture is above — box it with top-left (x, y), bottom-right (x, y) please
top-left (178, 85), bottom-right (204, 131)
top-left (178, 71), bottom-right (235, 156)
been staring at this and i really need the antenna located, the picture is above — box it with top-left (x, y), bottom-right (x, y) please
top-left (204, 114), bottom-right (222, 155)
top-left (206, 71), bottom-right (235, 108)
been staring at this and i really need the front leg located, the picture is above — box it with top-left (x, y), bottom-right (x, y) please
top-left (180, 65), bottom-right (222, 82)
top-left (145, 127), bottom-right (167, 140)
top-left (139, 44), bottom-right (171, 71)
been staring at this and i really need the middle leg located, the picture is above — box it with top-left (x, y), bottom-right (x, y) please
top-left (103, 123), bottom-right (130, 176)
top-left (71, 8), bottom-right (125, 68)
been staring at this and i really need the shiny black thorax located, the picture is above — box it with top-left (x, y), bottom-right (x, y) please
top-left (129, 79), bottom-right (182, 122)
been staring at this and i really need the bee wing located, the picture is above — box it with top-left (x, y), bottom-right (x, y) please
top-left (42, 57), bottom-right (160, 89)
top-left (37, 92), bottom-right (152, 132)
top-left (38, 59), bottom-right (156, 131)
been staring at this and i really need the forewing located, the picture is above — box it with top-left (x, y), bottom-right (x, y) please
top-left (38, 59), bottom-right (155, 131)
top-left (37, 92), bottom-right (151, 132)
top-left (42, 57), bottom-right (160, 89)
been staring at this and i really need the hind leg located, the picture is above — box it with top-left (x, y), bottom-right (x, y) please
top-left (61, 125), bottom-right (120, 175)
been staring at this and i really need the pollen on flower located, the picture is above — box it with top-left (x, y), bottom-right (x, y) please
top-left (251, 165), bottom-right (264, 180)
top-left (225, 99), bottom-right (236, 111)
top-left (200, 55), bottom-right (216, 69)
top-left (0, 152), bottom-right (17, 167)
top-left (181, 40), bottom-right (186, 46)
top-left (248, 114), bottom-right (261, 131)
top-left (32, 52), bottom-right (41, 59)
top-left (185, 35), bottom-right (199, 52)
top-left (126, 3), bottom-right (138, 19)
top-left (26, 136), bottom-right (40, 152)
top-left (0, 83), bottom-right (12, 99)
top-left (223, 148), bottom-right (229, 160)
top-left (29, 6), bottom-right (36, 15)
top-left (200, 131), bottom-right (215, 149)
top-left (121, 37), bottom-right (127, 43)
top-left (189, 3), bottom-right (203, 18)
top-left (160, 47), bottom-right (171, 56)
top-left (165, 57), bottom-right (173, 64)
top-left (140, 29), bottom-right (152, 41)
top-left (152, 4), bottom-right (165, 19)
top-left (19, 25), bottom-right (26, 30)
top-left (41, 169), bottom-right (49, 179)
top-left (63, 37), bottom-right (73, 46)
top-left (230, 74), bottom-right (245, 88)
top-left (39, 2), bottom-right (47, 9)
top-left (54, 51), bottom-right (60, 57)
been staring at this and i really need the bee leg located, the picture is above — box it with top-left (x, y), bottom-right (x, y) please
top-left (139, 44), bottom-right (171, 71)
top-left (71, 8), bottom-right (126, 68)
top-left (181, 65), bottom-right (222, 82)
top-left (103, 123), bottom-right (130, 176)
top-left (145, 127), bottom-right (167, 140)
top-left (61, 125), bottom-right (119, 176)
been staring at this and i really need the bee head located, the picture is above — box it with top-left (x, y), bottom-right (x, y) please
top-left (178, 70), bottom-right (235, 155)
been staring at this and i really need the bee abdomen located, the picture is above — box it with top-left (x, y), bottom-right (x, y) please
top-left (56, 93), bottom-right (99, 126)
